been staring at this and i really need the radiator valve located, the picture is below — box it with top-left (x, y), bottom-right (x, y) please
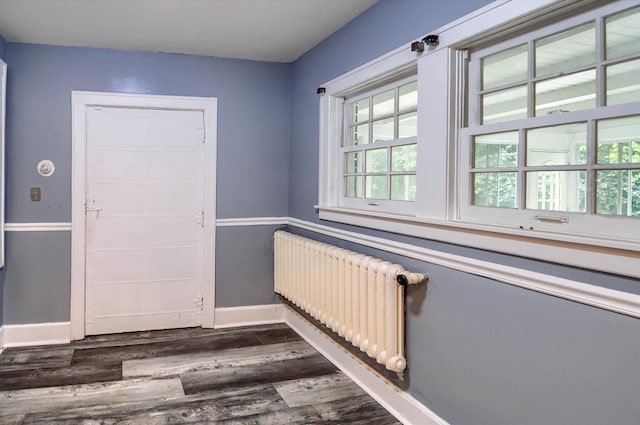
top-left (397, 272), bottom-right (427, 286)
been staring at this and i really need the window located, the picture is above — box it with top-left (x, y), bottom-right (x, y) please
top-left (460, 3), bottom-right (640, 242)
top-left (340, 76), bottom-right (418, 213)
top-left (318, 0), bottom-right (639, 278)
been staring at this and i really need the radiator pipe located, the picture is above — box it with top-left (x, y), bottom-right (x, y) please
top-left (396, 272), bottom-right (427, 286)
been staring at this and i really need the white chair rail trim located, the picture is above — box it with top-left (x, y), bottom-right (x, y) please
top-left (214, 216), bottom-right (640, 319)
top-left (7, 217), bottom-right (638, 319)
top-left (286, 218), bottom-right (640, 320)
top-left (5, 222), bottom-right (72, 232)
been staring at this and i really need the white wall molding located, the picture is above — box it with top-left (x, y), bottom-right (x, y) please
top-left (216, 217), bottom-right (289, 227)
top-left (210, 215), bottom-right (640, 318)
top-left (2, 322), bottom-right (71, 348)
top-left (287, 217), bottom-right (640, 319)
top-left (4, 217), bottom-right (286, 232)
top-left (214, 304), bottom-right (286, 329)
top-left (0, 326), bottom-right (4, 353)
top-left (285, 308), bottom-right (447, 425)
top-left (5, 222), bottom-right (72, 232)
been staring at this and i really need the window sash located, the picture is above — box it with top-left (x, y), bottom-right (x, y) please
top-left (459, 2), bottom-right (640, 240)
top-left (338, 75), bottom-right (417, 213)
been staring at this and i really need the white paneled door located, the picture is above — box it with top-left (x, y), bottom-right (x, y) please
top-left (84, 106), bottom-right (206, 335)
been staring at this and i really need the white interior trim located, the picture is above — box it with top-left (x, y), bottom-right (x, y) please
top-left (285, 308), bottom-right (448, 425)
top-left (0, 326), bottom-right (4, 352)
top-left (317, 207), bottom-right (639, 278)
top-left (288, 217), bottom-right (640, 319)
top-left (213, 304), bottom-right (285, 329)
top-left (71, 91), bottom-right (217, 340)
top-left (0, 59), bottom-right (6, 268)
top-left (3, 217), bottom-right (285, 231)
top-left (215, 217), bottom-right (289, 227)
top-left (2, 322), bottom-right (71, 348)
top-left (5, 222), bottom-right (72, 232)
top-left (201, 215), bottom-right (640, 318)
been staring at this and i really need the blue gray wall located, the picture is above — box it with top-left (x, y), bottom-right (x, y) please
top-left (288, 0), bottom-right (640, 424)
top-left (3, 43), bottom-right (290, 323)
top-left (2, 1), bottom-right (639, 423)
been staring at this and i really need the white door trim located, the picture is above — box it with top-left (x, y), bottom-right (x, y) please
top-left (71, 91), bottom-right (217, 340)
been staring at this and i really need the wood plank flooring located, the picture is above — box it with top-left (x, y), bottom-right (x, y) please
top-left (0, 323), bottom-right (401, 424)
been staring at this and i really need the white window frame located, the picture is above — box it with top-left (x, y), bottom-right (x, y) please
top-left (339, 73), bottom-right (418, 215)
top-left (459, 1), bottom-right (640, 244)
top-left (317, 0), bottom-right (639, 279)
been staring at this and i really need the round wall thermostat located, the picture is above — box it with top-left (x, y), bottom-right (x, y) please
top-left (37, 160), bottom-right (55, 177)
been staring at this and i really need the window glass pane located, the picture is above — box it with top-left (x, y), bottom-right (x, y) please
top-left (482, 44), bottom-right (528, 90)
top-left (344, 151), bottom-right (363, 173)
top-left (473, 132), bottom-right (518, 168)
top-left (606, 58), bottom-right (640, 106)
top-left (482, 85), bottom-right (527, 124)
top-left (372, 117), bottom-right (394, 142)
top-left (535, 23), bottom-right (595, 77)
top-left (344, 176), bottom-right (363, 198)
top-left (351, 98), bottom-right (370, 124)
top-left (391, 144), bottom-right (417, 172)
top-left (366, 175), bottom-right (388, 199)
top-left (391, 175), bottom-right (417, 201)
top-left (606, 6), bottom-right (640, 60)
top-left (596, 170), bottom-right (640, 216)
top-left (535, 70), bottom-right (596, 116)
top-left (527, 123), bottom-right (587, 166)
top-left (473, 172), bottom-right (517, 208)
top-left (398, 81), bottom-right (417, 111)
top-left (350, 123), bottom-right (369, 146)
top-left (398, 111), bottom-right (417, 138)
top-left (366, 148), bottom-right (388, 173)
top-left (597, 116), bottom-right (640, 164)
top-left (372, 89), bottom-right (395, 118)
top-left (525, 171), bottom-right (586, 212)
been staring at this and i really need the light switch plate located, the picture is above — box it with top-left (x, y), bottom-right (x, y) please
top-left (30, 187), bottom-right (41, 202)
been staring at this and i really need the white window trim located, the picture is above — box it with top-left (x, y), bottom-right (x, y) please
top-left (339, 74), bottom-right (418, 213)
top-left (459, 1), bottom-right (640, 243)
top-left (318, 0), bottom-right (639, 279)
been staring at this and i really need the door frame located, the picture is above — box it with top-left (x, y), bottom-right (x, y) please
top-left (71, 91), bottom-right (217, 340)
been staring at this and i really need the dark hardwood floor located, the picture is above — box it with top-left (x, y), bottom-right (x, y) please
top-left (0, 323), bottom-right (401, 424)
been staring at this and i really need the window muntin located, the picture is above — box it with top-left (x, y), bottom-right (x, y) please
top-left (341, 77), bottom-right (417, 210)
top-left (464, 4), bottom-right (640, 234)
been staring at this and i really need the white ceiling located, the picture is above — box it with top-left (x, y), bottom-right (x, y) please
top-left (0, 0), bottom-right (378, 62)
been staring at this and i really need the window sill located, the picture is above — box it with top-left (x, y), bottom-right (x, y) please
top-left (316, 205), bottom-right (639, 279)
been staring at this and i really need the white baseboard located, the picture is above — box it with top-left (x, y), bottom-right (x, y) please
top-left (284, 308), bottom-right (448, 425)
top-left (0, 326), bottom-right (4, 353)
top-left (2, 322), bottom-right (71, 348)
top-left (213, 304), bottom-right (286, 329)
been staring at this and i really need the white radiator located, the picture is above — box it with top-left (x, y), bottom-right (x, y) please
top-left (274, 230), bottom-right (426, 374)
